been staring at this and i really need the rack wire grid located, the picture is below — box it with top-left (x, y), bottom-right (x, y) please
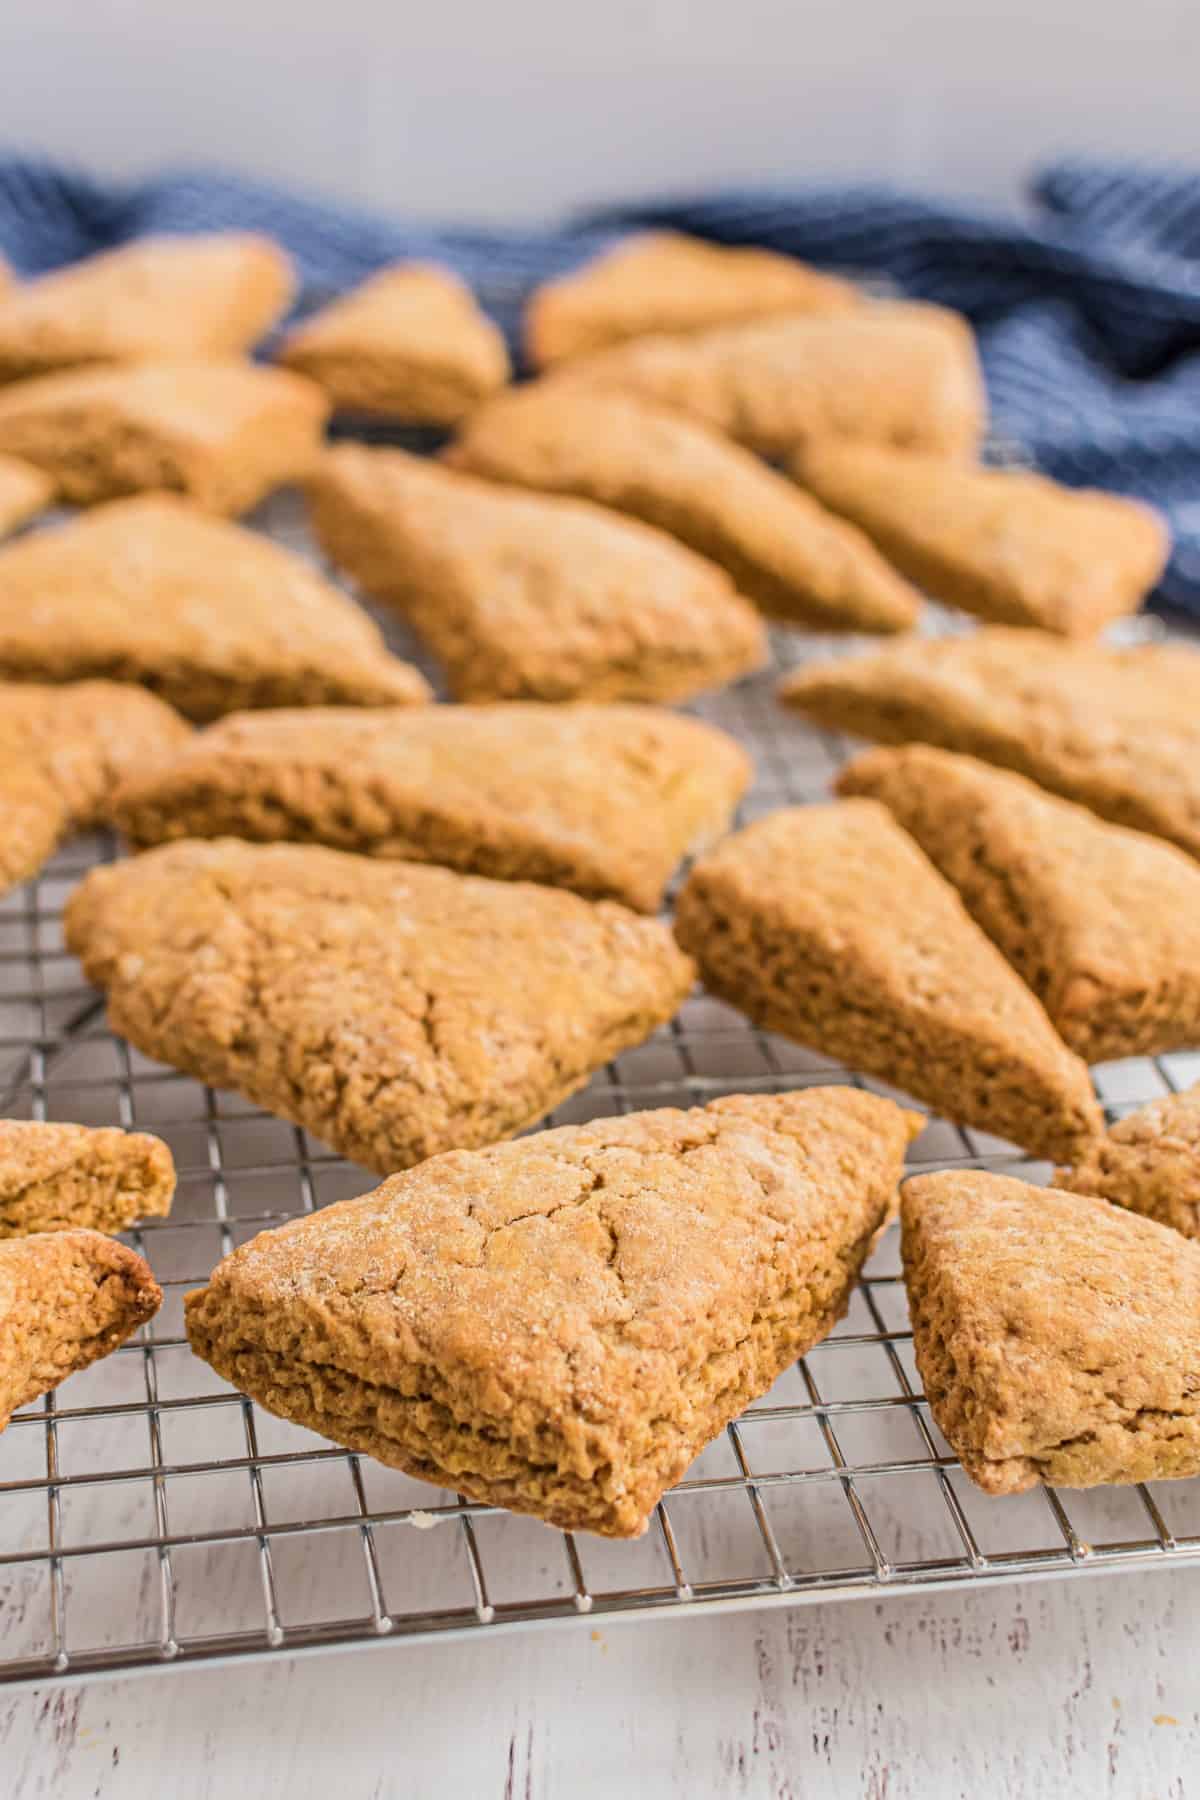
top-left (2, 487), bottom-right (1200, 1694)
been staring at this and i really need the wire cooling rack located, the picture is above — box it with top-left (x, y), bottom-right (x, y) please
top-left (2, 493), bottom-right (1200, 1693)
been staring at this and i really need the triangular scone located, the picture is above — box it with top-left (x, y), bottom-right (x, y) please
top-left (902, 1169), bottom-right (1200, 1493)
top-left (791, 441), bottom-right (1168, 637)
top-left (0, 453), bottom-right (52, 539)
top-left (781, 630), bottom-right (1200, 862)
top-left (0, 359), bottom-right (329, 514)
top-left (838, 746), bottom-right (1200, 1062)
top-left (674, 801), bottom-right (1101, 1159)
top-left (307, 444), bottom-right (767, 704)
top-left (0, 1121), bottom-right (175, 1237)
top-left (278, 263), bottom-right (509, 424)
top-left (187, 1086), bottom-right (921, 1536)
top-left (0, 496), bottom-right (430, 720)
top-left (549, 302), bottom-right (986, 459)
top-left (64, 840), bottom-right (696, 1174)
top-left (1057, 1084), bottom-right (1200, 1240)
top-left (1, 1230), bottom-right (161, 1429)
top-left (524, 231), bottom-right (861, 368)
top-left (448, 386), bottom-right (920, 633)
top-left (0, 679), bottom-right (190, 897)
top-left (0, 234), bottom-right (294, 382)
top-left (111, 703), bottom-right (751, 912)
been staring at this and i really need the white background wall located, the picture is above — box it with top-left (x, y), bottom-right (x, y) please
top-left (0, 0), bottom-right (1197, 222)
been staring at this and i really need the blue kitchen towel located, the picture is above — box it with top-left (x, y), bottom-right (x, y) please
top-left (0, 155), bottom-right (1197, 618)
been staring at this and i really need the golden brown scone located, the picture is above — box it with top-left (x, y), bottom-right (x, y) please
top-left (902, 1169), bottom-right (1200, 1493)
top-left (307, 443), bottom-right (767, 703)
top-left (674, 801), bottom-right (1101, 1159)
top-left (781, 629), bottom-right (1200, 862)
top-left (524, 231), bottom-right (861, 368)
top-left (1056, 1085), bottom-right (1200, 1240)
top-left (0, 494), bottom-right (430, 720)
top-left (0, 358), bottom-right (329, 514)
top-left (0, 234), bottom-right (294, 383)
top-left (792, 441), bottom-right (1168, 636)
top-left (0, 679), bottom-right (190, 897)
top-left (448, 385), bottom-right (921, 632)
top-left (0, 1121), bottom-right (175, 1238)
top-left (64, 839), bottom-right (696, 1174)
top-left (0, 452), bottom-right (52, 539)
top-left (0, 1228), bottom-right (161, 1428)
top-left (278, 263), bottom-right (509, 424)
top-left (111, 702), bottom-right (750, 913)
top-left (838, 745), bottom-right (1200, 1063)
top-left (548, 301), bottom-right (986, 459)
top-left (186, 1085), bottom-right (921, 1536)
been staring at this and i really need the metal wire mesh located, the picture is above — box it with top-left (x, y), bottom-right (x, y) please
top-left (2, 491), bottom-right (1200, 1692)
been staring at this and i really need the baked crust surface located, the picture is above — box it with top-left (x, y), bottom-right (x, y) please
top-left (0, 452), bottom-right (52, 538)
top-left (0, 1121), bottom-right (175, 1237)
top-left (673, 800), bottom-right (1101, 1159)
top-left (902, 1169), bottom-right (1200, 1492)
top-left (186, 1086), bottom-right (920, 1536)
top-left (64, 839), bottom-right (697, 1174)
top-left (1056, 1084), bottom-right (1200, 1240)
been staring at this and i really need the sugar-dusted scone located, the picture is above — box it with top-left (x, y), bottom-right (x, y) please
top-left (0, 359), bottom-right (329, 514)
top-left (0, 679), bottom-right (190, 897)
top-left (0, 1121), bottom-right (175, 1238)
top-left (278, 263), bottom-right (509, 424)
top-left (0, 453), bottom-right (52, 539)
top-left (1, 1229), bottom-right (161, 1428)
top-left (307, 443), bottom-right (767, 704)
top-left (64, 840), bottom-right (696, 1174)
top-left (838, 745), bottom-right (1200, 1063)
top-left (550, 302), bottom-right (986, 459)
top-left (1056, 1085), bottom-right (1200, 1240)
top-left (792, 441), bottom-right (1168, 636)
top-left (782, 630), bottom-right (1200, 861)
top-left (187, 1085), bottom-right (921, 1536)
top-left (0, 495), bottom-right (430, 721)
top-left (902, 1169), bottom-right (1200, 1493)
top-left (674, 801), bottom-right (1101, 1159)
top-left (111, 703), bottom-right (750, 912)
top-left (0, 234), bottom-right (294, 383)
top-left (448, 386), bottom-right (920, 633)
top-left (524, 231), bottom-right (861, 368)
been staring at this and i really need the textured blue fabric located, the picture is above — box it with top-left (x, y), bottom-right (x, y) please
top-left (0, 156), bottom-right (1197, 618)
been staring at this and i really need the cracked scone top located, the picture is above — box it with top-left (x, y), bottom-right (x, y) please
top-left (110, 701), bottom-right (751, 912)
top-left (0, 1120), bottom-right (175, 1238)
top-left (902, 1170), bottom-right (1200, 1493)
top-left (186, 1086), bottom-right (921, 1536)
top-left (63, 839), bottom-right (696, 1174)
top-left (1056, 1084), bottom-right (1200, 1240)
top-left (0, 495), bottom-right (431, 720)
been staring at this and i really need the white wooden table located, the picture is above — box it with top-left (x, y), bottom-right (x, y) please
top-left (4, 1569), bottom-right (1198, 1796)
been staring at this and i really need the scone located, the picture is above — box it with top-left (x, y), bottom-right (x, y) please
top-left (186, 1086), bottom-right (921, 1536)
top-left (781, 630), bottom-right (1200, 862)
top-left (549, 301), bottom-right (986, 459)
top-left (111, 702), bottom-right (751, 912)
top-left (792, 441), bottom-right (1168, 636)
top-left (448, 385), bottom-right (921, 633)
top-left (278, 263), bottom-right (509, 424)
top-left (0, 494), bottom-right (430, 720)
top-left (673, 801), bottom-right (1101, 1159)
top-left (0, 359), bottom-right (329, 514)
top-left (0, 1120), bottom-right (175, 1237)
top-left (1056, 1085), bottom-right (1200, 1239)
top-left (524, 230), bottom-right (861, 367)
top-left (838, 745), bottom-right (1200, 1062)
top-left (0, 679), bottom-right (190, 897)
top-left (0, 234), bottom-right (294, 381)
top-left (0, 453), bottom-right (52, 539)
top-left (64, 839), bottom-right (697, 1174)
top-left (1, 1229), bottom-right (161, 1429)
top-left (307, 443), bottom-right (767, 703)
top-left (903, 1170), bottom-right (1200, 1492)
